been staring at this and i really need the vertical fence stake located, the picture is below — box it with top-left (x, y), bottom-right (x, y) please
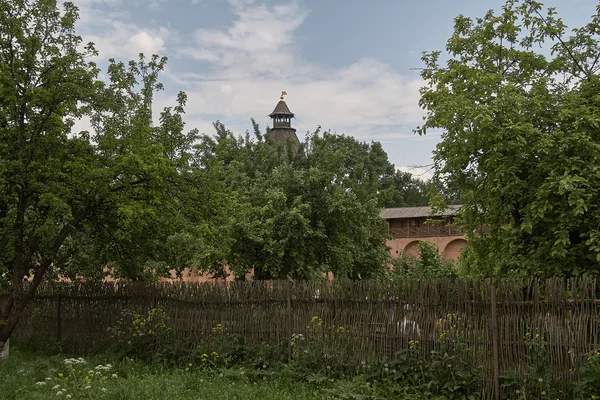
top-left (287, 283), bottom-right (292, 362)
top-left (151, 283), bottom-right (157, 309)
top-left (489, 279), bottom-right (500, 400)
top-left (56, 293), bottom-right (62, 343)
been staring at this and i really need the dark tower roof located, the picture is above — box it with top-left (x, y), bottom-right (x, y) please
top-left (268, 92), bottom-right (299, 147)
top-left (269, 100), bottom-right (295, 118)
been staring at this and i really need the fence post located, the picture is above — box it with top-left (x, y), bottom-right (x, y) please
top-left (286, 282), bottom-right (292, 362)
top-left (151, 283), bottom-right (157, 309)
top-left (56, 293), bottom-right (62, 343)
top-left (489, 279), bottom-right (500, 400)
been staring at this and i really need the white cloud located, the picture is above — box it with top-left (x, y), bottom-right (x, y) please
top-left (66, 0), bottom-right (427, 153)
top-left (397, 166), bottom-right (433, 181)
top-left (66, 0), bottom-right (173, 60)
top-left (170, 0), bottom-right (425, 144)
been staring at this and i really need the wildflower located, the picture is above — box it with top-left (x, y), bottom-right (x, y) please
top-left (46, 377), bottom-right (52, 381)
top-left (52, 385), bottom-right (61, 390)
top-left (36, 382), bottom-right (46, 386)
top-left (58, 373), bottom-right (63, 378)
top-left (516, 390), bottom-right (520, 394)
top-left (384, 367), bottom-right (389, 372)
top-left (188, 363), bottom-right (193, 367)
top-left (112, 374), bottom-right (118, 378)
top-left (84, 386), bottom-right (91, 390)
top-left (66, 396), bottom-right (72, 399)
top-left (101, 388), bottom-right (107, 392)
top-left (538, 378), bottom-right (543, 382)
top-left (542, 391), bottom-right (546, 396)
top-left (56, 391), bottom-right (63, 396)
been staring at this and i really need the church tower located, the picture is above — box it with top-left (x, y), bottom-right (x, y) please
top-left (268, 91), bottom-right (299, 146)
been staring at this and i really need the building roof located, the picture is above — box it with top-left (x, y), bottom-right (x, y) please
top-left (380, 205), bottom-right (461, 219)
top-left (269, 100), bottom-right (295, 117)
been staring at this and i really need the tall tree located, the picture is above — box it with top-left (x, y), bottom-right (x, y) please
top-left (418, 0), bottom-right (600, 276)
top-left (0, 1), bottom-right (196, 346)
top-left (194, 125), bottom-right (392, 280)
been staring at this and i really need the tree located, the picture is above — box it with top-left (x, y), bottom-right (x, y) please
top-left (194, 125), bottom-right (393, 280)
top-left (0, 1), bottom-right (196, 346)
top-left (381, 170), bottom-right (429, 208)
top-left (418, 0), bottom-right (600, 276)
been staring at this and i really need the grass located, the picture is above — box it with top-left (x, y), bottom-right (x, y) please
top-left (0, 348), bottom-right (422, 400)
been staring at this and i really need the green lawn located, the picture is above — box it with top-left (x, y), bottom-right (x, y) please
top-left (0, 349), bottom-right (416, 400)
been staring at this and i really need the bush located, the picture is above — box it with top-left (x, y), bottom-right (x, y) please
top-left (389, 241), bottom-right (458, 280)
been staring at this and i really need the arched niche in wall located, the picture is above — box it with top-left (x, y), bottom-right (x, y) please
top-left (443, 238), bottom-right (468, 260)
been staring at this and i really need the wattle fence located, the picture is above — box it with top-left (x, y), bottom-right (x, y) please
top-left (3, 278), bottom-right (600, 398)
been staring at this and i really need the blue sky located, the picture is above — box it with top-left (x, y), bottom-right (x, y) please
top-left (69, 0), bottom-right (598, 179)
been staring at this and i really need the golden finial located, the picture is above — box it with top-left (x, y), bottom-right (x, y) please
top-left (280, 90), bottom-right (287, 100)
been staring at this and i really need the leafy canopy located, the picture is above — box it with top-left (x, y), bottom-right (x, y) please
top-left (419, 0), bottom-right (600, 276)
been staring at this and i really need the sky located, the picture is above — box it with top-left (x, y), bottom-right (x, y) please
top-left (68, 0), bottom-right (598, 180)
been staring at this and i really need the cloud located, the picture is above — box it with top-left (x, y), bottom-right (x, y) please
top-left (178, 0), bottom-right (311, 80)
top-left (397, 166), bottom-right (433, 181)
top-left (66, 0), bottom-right (173, 60)
top-left (171, 0), bottom-right (425, 144)
top-left (66, 0), bottom-right (427, 158)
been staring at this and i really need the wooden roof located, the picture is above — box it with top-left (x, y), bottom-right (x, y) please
top-left (380, 205), bottom-right (461, 219)
top-left (269, 100), bottom-right (295, 117)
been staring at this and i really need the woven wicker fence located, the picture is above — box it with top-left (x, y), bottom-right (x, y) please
top-left (3, 278), bottom-right (600, 398)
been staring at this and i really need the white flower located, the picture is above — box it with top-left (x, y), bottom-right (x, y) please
top-left (52, 385), bottom-right (61, 390)
top-left (45, 377), bottom-right (52, 381)
top-left (188, 363), bottom-right (193, 367)
top-left (88, 370), bottom-right (94, 375)
top-left (101, 388), bottom-right (107, 392)
top-left (538, 378), bottom-right (543, 382)
top-left (66, 395), bottom-right (72, 399)
top-left (36, 382), bottom-right (46, 386)
top-left (84, 386), bottom-right (91, 390)
top-left (112, 373), bottom-right (118, 378)
top-left (56, 391), bottom-right (63, 396)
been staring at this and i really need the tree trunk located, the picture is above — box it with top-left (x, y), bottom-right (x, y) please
top-left (0, 291), bottom-right (29, 348)
top-left (0, 339), bottom-right (8, 359)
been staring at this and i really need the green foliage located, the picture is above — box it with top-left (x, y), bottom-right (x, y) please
top-left (381, 171), bottom-right (429, 208)
top-left (388, 242), bottom-right (458, 279)
top-left (290, 316), bottom-right (356, 374)
top-left (418, 0), bottom-right (600, 277)
top-left (107, 308), bottom-right (173, 363)
top-left (575, 348), bottom-right (600, 398)
top-left (500, 332), bottom-right (564, 399)
top-left (194, 126), bottom-right (395, 280)
top-left (0, 0), bottom-right (213, 345)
